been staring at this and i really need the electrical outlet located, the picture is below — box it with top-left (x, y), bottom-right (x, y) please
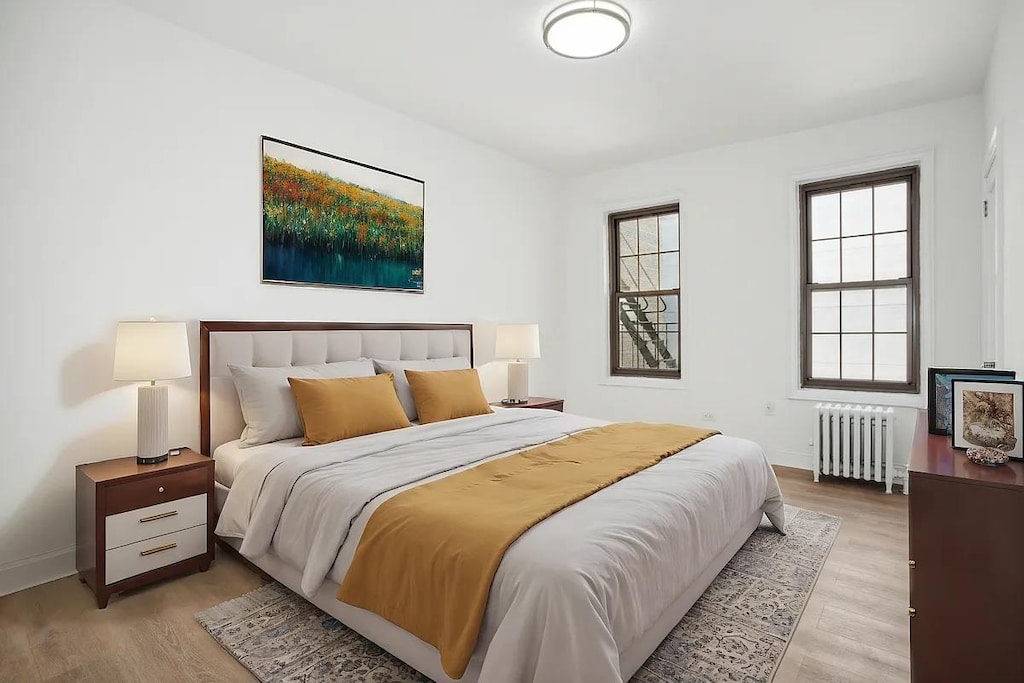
top-left (702, 410), bottom-right (714, 421)
top-left (764, 401), bottom-right (776, 416)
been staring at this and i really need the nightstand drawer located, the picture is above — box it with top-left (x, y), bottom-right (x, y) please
top-left (105, 524), bottom-right (207, 585)
top-left (105, 466), bottom-right (207, 515)
top-left (105, 493), bottom-right (207, 550)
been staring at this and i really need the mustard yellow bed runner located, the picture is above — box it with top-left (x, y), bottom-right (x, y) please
top-left (336, 422), bottom-right (719, 679)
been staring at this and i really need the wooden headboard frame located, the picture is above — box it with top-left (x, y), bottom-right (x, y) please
top-left (198, 321), bottom-right (474, 455)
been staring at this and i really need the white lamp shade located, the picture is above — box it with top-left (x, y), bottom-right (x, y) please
top-left (495, 324), bottom-right (541, 360)
top-left (113, 321), bottom-right (192, 382)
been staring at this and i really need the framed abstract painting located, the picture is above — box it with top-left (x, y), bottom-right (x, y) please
top-left (261, 136), bottom-right (424, 292)
top-left (927, 367), bottom-right (1016, 435)
top-left (949, 379), bottom-right (1023, 459)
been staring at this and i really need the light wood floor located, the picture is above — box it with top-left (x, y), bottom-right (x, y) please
top-left (0, 467), bottom-right (909, 683)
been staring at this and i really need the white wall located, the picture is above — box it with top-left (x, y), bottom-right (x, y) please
top-left (561, 97), bottom-right (984, 475)
top-left (984, 0), bottom-right (1024, 370)
top-left (0, 0), bottom-right (565, 595)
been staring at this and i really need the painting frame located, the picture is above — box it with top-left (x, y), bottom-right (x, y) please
top-left (926, 367), bottom-right (1016, 435)
top-left (949, 378), bottom-right (1024, 459)
top-left (260, 135), bottom-right (425, 293)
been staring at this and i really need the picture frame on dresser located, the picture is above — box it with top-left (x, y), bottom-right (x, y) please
top-left (927, 367), bottom-right (1016, 435)
top-left (949, 378), bottom-right (1024, 460)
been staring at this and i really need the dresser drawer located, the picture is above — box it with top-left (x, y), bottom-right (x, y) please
top-left (105, 466), bottom-right (208, 515)
top-left (105, 524), bottom-right (207, 585)
top-left (105, 493), bottom-right (207, 550)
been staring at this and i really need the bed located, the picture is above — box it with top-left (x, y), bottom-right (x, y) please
top-left (201, 321), bottom-right (785, 683)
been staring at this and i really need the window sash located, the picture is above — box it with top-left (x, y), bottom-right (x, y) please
top-left (609, 204), bottom-right (681, 378)
top-left (612, 292), bottom-right (681, 377)
top-left (799, 167), bottom-right (920, 393)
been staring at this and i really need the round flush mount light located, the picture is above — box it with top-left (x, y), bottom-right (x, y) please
top-left (543, 1), bottom-right (631, 59)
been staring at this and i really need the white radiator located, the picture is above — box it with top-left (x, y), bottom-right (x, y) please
top-left (813, 403), bottom-right (895, 494)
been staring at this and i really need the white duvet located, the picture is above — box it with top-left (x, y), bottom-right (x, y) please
top-left (217, 409), bottom-right (785, 683)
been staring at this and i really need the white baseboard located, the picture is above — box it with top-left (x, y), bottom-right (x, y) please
top-left (0, 546), bottom-right (77, 597)
top-left (767, 449), bottom-right (814, 471)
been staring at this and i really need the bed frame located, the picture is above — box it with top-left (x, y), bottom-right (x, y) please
top-left (198, 320), bottom-right (765, 682)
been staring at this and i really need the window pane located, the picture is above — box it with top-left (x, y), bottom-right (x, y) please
top-left (617, 295), bottom-right (678, 370)
top-left (661, 295), bottom-right (680, 370)
top-left (874, 231), bottom-right (907, 280)
top-left (875, 286), bottom-right (907, 332)
top-left (665, 333), bottom-right (679, 368)
top-left (875, 334), bottom-right (908, 381)
top-left (619, 332), bottom-right (640, 369)
top-left (841, 235), bottom-right (873, 282)
top-left (811, 193), bottom-right (840, 240)
top-left (812, 334), bottom-right (840, 379)
top-left (811, 239), bottom-right (840, 283)
top-left (811, 291), bottom-right (839, 333)
top-left (619, 257), bottom-right (639, 291)
top-left (841, 289), bottom-right (872, 333)
top-left (841, 333), bottom-right (873, 379)
top-left (618, 219), bottom-right (637, 256)
top-left (874, 182), bottom-right (907, 233)
top-left (841, 188), bottom-right (872, 236)
top-left (659, 213), bottom-right (679, 251)
top-left (638, 253), bottom-right (658, 290)
top-left (638, 217), bottom-right (659, 254)
top-left (659, 251), bottom-right (679, 289)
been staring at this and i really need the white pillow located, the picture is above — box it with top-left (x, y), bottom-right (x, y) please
top-left (229, 359), bottom-right (375, 447)
top-left (372, 357), bottom-right (471, 421)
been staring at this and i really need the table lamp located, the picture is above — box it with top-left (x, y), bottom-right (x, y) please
top-left (495, 323), bottom-right (540, 404)
top-left (113, 320), bottom-right (192, 464)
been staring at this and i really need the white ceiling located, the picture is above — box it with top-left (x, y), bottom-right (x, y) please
top-left (122, 0), bottom-right (1003, 174)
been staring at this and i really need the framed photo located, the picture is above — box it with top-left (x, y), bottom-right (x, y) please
top-left (261, 136), bottom-right (425, 292)
top-left (949, 379), bottom-right (1023, 459)
top-left (927, 367), bottom-right (1016, 435)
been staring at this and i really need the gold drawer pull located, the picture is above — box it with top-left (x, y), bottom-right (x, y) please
top-left (908, 607), bottom-right (916, 617)
top-left (139, 510), bottom-right (178, 523)
top-left (908, 559), bottom-right (916, 568)
top-left (140, 542), bottom-right (177, 557)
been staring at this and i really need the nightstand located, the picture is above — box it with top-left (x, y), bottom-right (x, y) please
top-left (75, 449), bottom-right (214, 608)
top-left (490, 397), bottom-right (564, 412)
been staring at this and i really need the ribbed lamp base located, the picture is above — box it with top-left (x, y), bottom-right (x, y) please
top-left (505, 361), bottom-right (529, 403)
top-left (137, 384), bottom-right (169, 464)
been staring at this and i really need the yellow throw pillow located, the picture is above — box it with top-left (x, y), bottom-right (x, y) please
top-left (405, 368), bottom-right (494, 424)
top-left (288, 374), bottom-right (412, 446)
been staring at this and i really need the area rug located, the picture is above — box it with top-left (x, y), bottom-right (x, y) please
top-left (196, 505), bottom-right (839, 683)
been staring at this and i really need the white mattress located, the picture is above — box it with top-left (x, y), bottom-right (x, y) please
top-left (212, 437), bottom-right (300, 488)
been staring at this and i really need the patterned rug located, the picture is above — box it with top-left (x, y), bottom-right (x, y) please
top-left (196, 505), bottom-right (839, 682)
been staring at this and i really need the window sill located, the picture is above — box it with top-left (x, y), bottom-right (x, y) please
top-left (789, 387), bottom-right (924, 409)
top-left (598, 376), bottom-right (688, 391)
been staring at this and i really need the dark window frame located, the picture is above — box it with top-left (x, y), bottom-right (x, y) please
top-left (799, 166), bottom-right (921, 393)
top-left (608, 203), bottom-right (682, 379)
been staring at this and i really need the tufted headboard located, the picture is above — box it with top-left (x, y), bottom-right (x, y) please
top-left (199, 321), bottom-right (474, 455)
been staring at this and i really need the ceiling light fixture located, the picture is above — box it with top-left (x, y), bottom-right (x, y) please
top-left (542, 1), bottom-right (631, 60)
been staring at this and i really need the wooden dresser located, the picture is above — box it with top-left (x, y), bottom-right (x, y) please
top-left (76, 450), bottom-right (214, 608)
top-left (908, 411), bottom-right (1024, 681)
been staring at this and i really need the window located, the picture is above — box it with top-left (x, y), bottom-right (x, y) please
top-left (800, 166), bottom-right (920, 392)
top-left (609, 204), bottom-right (681, 378)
